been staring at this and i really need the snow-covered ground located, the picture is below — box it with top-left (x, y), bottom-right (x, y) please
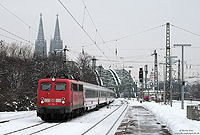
top-left (129, 99), bottom-right (200, 135)
top-left (0, 99), bottom-right (127, 135)
top-left (0, 99), bottom-right (200, 135)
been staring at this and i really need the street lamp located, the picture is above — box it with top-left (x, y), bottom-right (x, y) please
top-left (174, 44), bottom-right (191, 109)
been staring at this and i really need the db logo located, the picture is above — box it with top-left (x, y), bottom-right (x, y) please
top-left (51, 99), bottom-right (55, 102)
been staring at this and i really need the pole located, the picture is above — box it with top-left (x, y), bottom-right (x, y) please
top-left (142, 81), bottom-right (144, 101)
top-left (144, 65), bottom-right (148, 98)
top-left (174, 44), bottom-right (191, 109)
top-left (155, 50), bottom-right (158, 99)
top-left (170, 57), bottom-right (172, 107)
top-left (164, 56), bottom-right (177, 106)
top-left (163, 64), bottom-right (166, 104)
top-left (178, 59), bottom-right (181, 101)
top-left (159, 62), bottom-right (166, 104)
top-left (165, 23), bottom-right (171, 104)
top-left (152, 50), bottom-right (158, 100)
top-left (135, 82), bottom-right (138, 97)
top-left (181, 46), bottom-right (184, 109)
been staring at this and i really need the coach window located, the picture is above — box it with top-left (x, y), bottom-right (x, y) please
top-left (85, 90), bottom-right (98, 98)
top-left (41, 83), bottom-right (52, 91)
top-left (55, 83), bottom-right (66, 91)
top-left (101, 91), bottom-right (106, 97)
top-left (79, 85), bottom-right (83, 91)
top-left (73, 83), bottom-right (78, 91)
top-left (108, 93), bottom-right (110, 97)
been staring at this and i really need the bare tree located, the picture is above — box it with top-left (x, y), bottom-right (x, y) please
top-left (0, 41), bottom-right (99, 111)
top-left (190, 83), bottom-right (200, 99)
top-left (76, 52), bottom-right (97, 84)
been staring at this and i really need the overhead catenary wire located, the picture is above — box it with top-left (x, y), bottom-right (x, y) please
top-left (0, 3), bottom-right (37, 32)
top-left (97, 53), bottom-right (153, 62)
top-left (82, 0), bottom-right (164, 47)
top-left (98, 59), bottom-right (154, 63)
top-left (69, 24), bottom-right (166, 48)
top-left (81, 5), bottom-right (86, 28)
top-left (105, 24), bottom-right (166, 43)
top-left (81, 0), bottom-right (96, 30)
top-left (58, 0), bottom-right (113, 64)
top-left (0, 3), bottom-right (51, 42)
top-left (171, 24), bottom-right (200, 38)
top-left (114, 47), bottom-right (166, 51)
top-left (81, 0), bottom-right (115, 56)
top-left (0, 27), bottom-right (34, 45)
top-left (0, 33), bottom-right (23, 43)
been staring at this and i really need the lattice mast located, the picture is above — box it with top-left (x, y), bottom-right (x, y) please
top-left (154, 50), bottom-right (158, 94)
top-left (165, 23), bottom-right (171, 104)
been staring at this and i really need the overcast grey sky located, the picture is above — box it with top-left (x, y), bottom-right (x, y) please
top-left (1, 0), bottom-right (200, 79)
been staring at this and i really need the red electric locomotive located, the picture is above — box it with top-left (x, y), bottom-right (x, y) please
top-left (36, 77), bottom-right (115, 121)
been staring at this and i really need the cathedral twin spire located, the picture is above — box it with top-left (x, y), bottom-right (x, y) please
top-left (37, 13), bottom-right (45, 41)
top-left (54, 14), bottom-right (61, 41)
top-left (50, 14), bottom-right (63, 55)
top-left (34, 13), bottom-right (47, 57)
top-left (34, 13), bottom-right (63, 57)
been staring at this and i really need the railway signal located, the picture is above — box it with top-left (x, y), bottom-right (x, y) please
top-left (139, 68), bottom-right (144, 102)
top-left (139, 68), bottom-right (143, 83)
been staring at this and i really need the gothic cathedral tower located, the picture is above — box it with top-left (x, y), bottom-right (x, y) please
top-left (34, 13), bottom-right (47, 57)
top-left (49, 14), bottom-right (63, 55)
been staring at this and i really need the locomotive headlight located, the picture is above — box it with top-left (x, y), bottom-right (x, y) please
top-left (52, 78), bottom-right (55, 82)
top-left (62, 97), bottom-right (65, 100)
top-left (41, 100), bottom-right (44, 104)
top-left (41, 97), bottom-right (44, 104)
top-left (61, 100), bottom-right (65, 104)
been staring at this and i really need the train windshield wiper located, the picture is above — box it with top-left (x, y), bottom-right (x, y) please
top-left (45, 87), bottom-right (50, 91)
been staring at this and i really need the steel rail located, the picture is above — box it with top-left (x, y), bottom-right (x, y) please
top-left (29, 123), bottom-right (61, 135)
top-left (81, 100), bottom-right (128, 135)
top-left (106, 103), bottom-right (128, 135)
top-left (3, 122), bottom-right (45, 135)
top-left (0, 114), bottom-right (35, 124)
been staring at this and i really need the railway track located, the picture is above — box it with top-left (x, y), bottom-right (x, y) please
top-left (2, 100), bottom-right (127, 135)
top-left (81, 100), bottom-right (129, 135)
top-left (3, 122), bottom-right (61, 135)
top-left (106, 104), bottom-right (128, 135)
top-left (3, 104), bottom-right (122, 135)
top-left (29, 101), bottom-right (127, 135)
top-left (0, 114), bottom-right (35, 123)
top-left (29, 122), bottom-right (61, 135)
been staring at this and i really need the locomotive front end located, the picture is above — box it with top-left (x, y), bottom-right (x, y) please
top-left (36, 78), bottom-right (71, 120)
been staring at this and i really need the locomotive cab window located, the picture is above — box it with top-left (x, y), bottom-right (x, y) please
top-left (41, 83), bottom-right (52, 91)
top-left (55, 83), bottom-right (66, 91)
top-left (73, 83), bottom-right (78, 91)
top-left (79, 85), bottom-right (83, 91)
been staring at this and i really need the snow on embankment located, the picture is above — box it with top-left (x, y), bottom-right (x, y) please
top-left (143, 101), bottom-right (200, 135)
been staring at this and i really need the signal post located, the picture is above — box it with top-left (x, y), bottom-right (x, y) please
top-left (139, 68), bottom-right (143, 102)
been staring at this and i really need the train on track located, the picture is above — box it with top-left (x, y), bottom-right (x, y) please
top-left (36, 76), bottom-right (115, 121)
